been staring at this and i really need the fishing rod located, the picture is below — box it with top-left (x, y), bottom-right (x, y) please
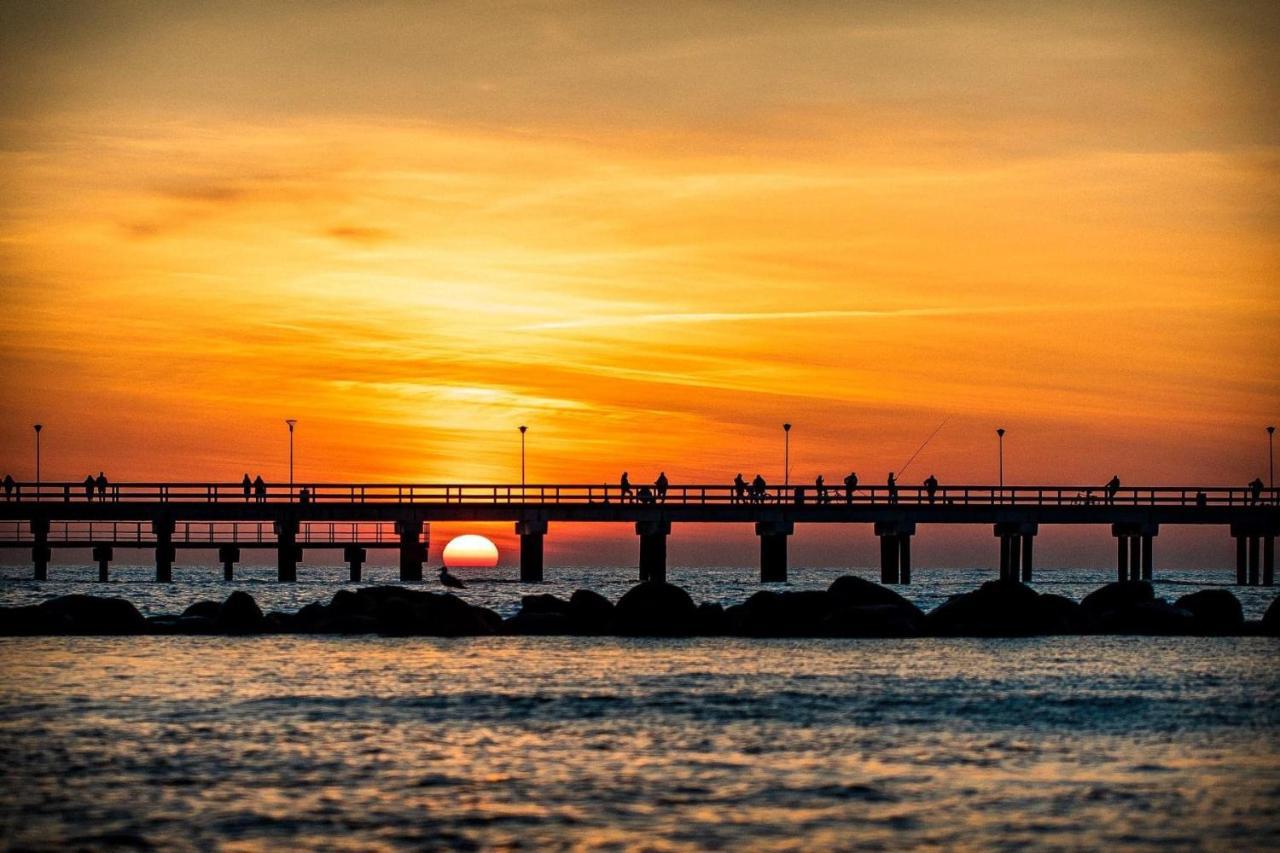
top-left (896, 415), bottom-right (950, 479)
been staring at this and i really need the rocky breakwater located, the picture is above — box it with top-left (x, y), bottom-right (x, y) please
top-left (1, 578), bottom-right (1277, 638)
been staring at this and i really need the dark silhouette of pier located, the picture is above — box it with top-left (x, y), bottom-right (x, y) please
top-left (0, 481), bottom-right (1275, 586)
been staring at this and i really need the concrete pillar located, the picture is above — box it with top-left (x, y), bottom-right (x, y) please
top-left (219, 545), bottom-right (240, 582)
top-left (637, 520), bottom-right (671, 583)
top-left (998, 535), bottom-right (1010, 581)
top-left (31, 518), bottom-right (49, 581)
top-left (1008, 534), bottom-right (1022, 579)
top-left (395, 519), bottom-right (424, 582)
top-left (516, 519), bottom-right (548, 583)
top-left (1236, 535), bottom-right (1247, 585)
top-left (1264, 536), bottom-right (1275, 587)
top-left (1116, 535), bottom-right (1129, 582)
top-left (898, 534), bottom-right (912, 585)
top-left (343, 545), bottom-right (366, 583)
top-left (876, 522), bottom-right (913, 585)
top-left (995, 523), bottom-right (1035, 582)
top-left (756, 520), bottom-right (794, 583)
top-left (880, 532), bottom-right (900, 584)
top-left (92, 545), bottom-right (113, 582)
top-left (154, 517), bottom-right (175, 583)
top-left (1141, 535), bottom-right (1154, 581)
top-left (1020, 534), bottom-right (1034, 582)
top-left (1129, 536), bottom-right (1141, 582)
top-left (1248, 536), bottom-right (1261, 586)
top-left (276, 518), bottom-right (300, 582)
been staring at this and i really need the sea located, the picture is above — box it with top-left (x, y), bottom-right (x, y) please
top-left (2, 564), bottom-right (1278, 850)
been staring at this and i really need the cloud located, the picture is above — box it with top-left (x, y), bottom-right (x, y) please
top-left (325, 225), bottom-right (393, 245)
top-left (519, 305), bottom-right (1038, 331)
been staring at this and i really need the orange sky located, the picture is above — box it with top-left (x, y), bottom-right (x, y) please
top-left (0, 1), bottom-right (1277, 567)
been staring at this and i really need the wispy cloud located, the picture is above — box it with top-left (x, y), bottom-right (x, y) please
top-left (520, 305), bottom-right (1036, 331)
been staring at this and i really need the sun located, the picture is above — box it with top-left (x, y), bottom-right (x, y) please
top-left (441, 534), bottom-right (500, 569)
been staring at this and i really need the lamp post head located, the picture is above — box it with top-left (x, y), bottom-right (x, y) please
top-left (33, 424), bottom-right (42, 433)
top-left (519, 425), bottom-right (527, 434)
top-left (1269, 426), bottom-right (1276, 436)
top-left (783, 423), bottom-right (791, 432)
top-left (996, 428), bottom-right (1005, 438)
top-left (286, 419), bottom-right (297, 432)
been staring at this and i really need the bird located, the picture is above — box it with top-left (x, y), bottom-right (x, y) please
top-left (438, 566), bottom-right (466, 589)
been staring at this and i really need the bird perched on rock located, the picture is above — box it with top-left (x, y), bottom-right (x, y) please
top-left (438, 566), bottom-right (466, 589)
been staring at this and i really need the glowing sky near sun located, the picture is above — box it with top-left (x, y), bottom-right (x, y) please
top-left (0, 1), bottom-right (1276, 566)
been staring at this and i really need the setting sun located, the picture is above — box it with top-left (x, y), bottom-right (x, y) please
top-left (441, 534), bottom-right (500, 569)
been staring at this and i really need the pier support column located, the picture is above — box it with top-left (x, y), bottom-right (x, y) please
top-left (994, 524), bottom-right (1035, 582)
top-left (756, 521), bottom-right (794, 583)
top-left (343, 545), bottom-right (366, 583)
top-left (1236, 534), bottom-right (1248, 585)
top-left (275, 518), bottom-right (300, 582)
top-left (1264, 536), bottom-right (1275, 587)
top-left (396, 519), bottom-right (425, 582)
top-left (516, 519), bottom-right (548, 583)
top-left (31, 518), bottom-right (49, 581)
top-left (1116, 534), bottom-right (1130, 582)
top-left (637, 520), bottom-right (671, 583)
top-left (92, 545), bottom-right (112, 582)
top-left (1248, 536), bottom-right (1261, 586)
top-left (875, 522), bottom-right (914, 585)
top-left (1140, 533), bottom-right (1154, 581)
top-left (219, 545), bottom-right (240, 582)
top-left (1021, 532), bottom-right (1035, 583)
top-left (154, 517), bottom-right (175, 583)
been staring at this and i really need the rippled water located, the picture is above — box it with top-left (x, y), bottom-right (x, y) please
top-left (2, 563), bottom-right (1277, 619)
top-left (1, 635), bottom-right (1278, 850)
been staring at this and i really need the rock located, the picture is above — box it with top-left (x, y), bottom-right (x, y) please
top-left (0, 605), bottom-right (65, 635)
top-left (822, 604), bottom-right (925, 637)
top-left (503, 611), bottom-right (572, 635)
top-left (37, 595), bottom-right (146, 635)
top-left (1080, 581), bottom-right (1154, 620)
top-left (263, 611), bottom-right (296, 633)
top-left (730, 590), bottom-right (834, 637)
top-left (695, 602), bottom-right (728, 636)
top-left (1093, 599), bottom-right (1195, 635)
top-left (329, 588), bottom-right (374, 617)
top-left (1174, 590), bottom-right (1244, 634)
top-left (827, 575), bottom-right (916, 610)
top-left (520, 593), bottom-right (572, 616)
top-left (927, 580), bottom-right (1047, 636)
top-left (180, 600), bottom-right (221, 620)
top-left (568, 590), bottom-right (614, 634)
top-left (614, 582), bottom-right (699, 636)
top-left (1263, 597), bottom-right (1280, 637)
top-left (216, 591), bottom-right (264, 634)
top-left (294, 602), bottom-right (332, 631)
top-left (1037, 594), bottom-right (1085, 634)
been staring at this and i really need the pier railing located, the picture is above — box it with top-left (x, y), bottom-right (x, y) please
top-left (0, 520), bottom-right (405, 547)
top-left (1, 482), bottom-right (1273, 507)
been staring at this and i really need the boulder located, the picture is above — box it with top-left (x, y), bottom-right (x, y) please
top-left (730, 590), bottom-right (834, 637)
top-left (827, 575), bottom-right (916, 610)
top-left (1262, 597), bottom-right (1280, 637)
top-left (822, 604), bottom-right (925, 637)
top-left (927, 579), bottom-right (1046, 636)
top-left (614, 582), bottom-right (699, 636)
top-left (37, 595), bottom-right (146, 635)
top-left (329, 588), bottom-right (375, 618)
top-left (180, 600), bottom-right (221, 620)
top-left (1080, 581), bottom-right (1154, 620)
top-left (568, 589), bottom-right (615, 634)
top-left (520, 594), bottom-right (572, 616)
top-left (1037, 594), bottom-right (1085, 634)
top-left (1174, 589), bottom-right (1244, 634)
top-left (695, 602), bottom-right (729, 636)
top-left (503, 611), bottom-right (572, 635)
top-left (0, 605), bottom-right (65, 635)
top-left (215, 591), bottom-right (264, 634)
top-left (1093, 599), bottom-right (1195, 635)
top-left (263, 611), bottom-right (296, 633)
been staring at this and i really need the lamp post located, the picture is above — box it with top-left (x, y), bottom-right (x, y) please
top-left (1269, 425), bottom-right (1275, 489)
top-left (33, 423), bottom-right (42, 496)
top-left (996, 428), bottom-right (1005, 494)
top-left (519, 425), bottom-right (527, 493)
top-left (285, 419), bottom-right (297, 501)
top-left (783, 423), bottom-right (792, 488)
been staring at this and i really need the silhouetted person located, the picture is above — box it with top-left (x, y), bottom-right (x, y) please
top-left (439, 566), bottom-right (466, 589)
top-left (1249, 477), bottom-right (1264, 505)
top-left (637, 485), bottom-right (654, 505)
top-left (620, 471), bottom-right (632, 503)
top-left (752, 474), bottom-right (767, 504)
top-left (733, 473), bottom-right (747, 504)
top-left (1196, 490), bottom-right (1207, 507)
top-left (254, 474), bottom-right (266, 503)
top-left (1105, 475), bottom-right (1120, 505)
top-left (2, 474), bottom-right (13, 501)
top-left (84, 475), bottom-right (95, 502)
top-left (299, 487), bottom-right (311, 504)
top-left (924, 474), bottom-right (938, 504)
top-left (887, 472), bottom-right (898, 504)
top-left (242, 473), bottom-right (252, 502)
top-left (655, 471), bottom-right (669, 503)
top-left (95, 471), bottom-right (107, 500)
top-left (843, 471), bottom-right (857, 503)
top-left (815, 474), bottom-right (827, 504)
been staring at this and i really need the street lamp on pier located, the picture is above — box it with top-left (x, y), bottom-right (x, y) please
top-left (33, 424), bottom-right (42, 495)
top-left (285, 419), bottom-right (297, 501)
top-left (996, 428), bottom-right (1006, 495)
top-left (783, 423), bottom-right (792, 489)
top-left (519, 425), bottom-right (528, 493)
top-left (1268, 425), bottom-right (1275, 489)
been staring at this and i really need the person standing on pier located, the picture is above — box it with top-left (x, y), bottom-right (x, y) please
top-left (924, 474), bottom-right (939, 504)
top-left (815, 474), bottom-right (827, 504)
top-left (620, 472), bottom-right (633, 503)
top-left (95, 472), bottom-right (108, 500)
top-left (733, 473), bottom-right (747, 504)
top-left (1249, 477), bottom-right (1264, 505)
top-left (843, 471), bottom-right (858, 503)
top-left (887, 472), bottom-right (898, 504)
top-left (3, 473), bottom-right (14, 501)
top-left (254, 474), bottom-right (266, 502)
top-left (1105, 474), bottom-right (1121, 505)
top-left (83, 475), bottom-right (95, 502)
top-left (242, 473), bottom-right (252, 502)
top-left (751, 473), bottom-right (767, 503)
top-left (655, 471), bottom-right (669, 503)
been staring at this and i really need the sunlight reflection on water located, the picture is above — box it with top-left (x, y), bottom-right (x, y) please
top-left (1, 634), bottom-right (1277, 850)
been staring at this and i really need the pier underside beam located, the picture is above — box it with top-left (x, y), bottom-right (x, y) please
top-left (1112, 523), bottom-right (1157, 583)
top-left (516, 519), bottom-right (548, 583)
top-left (637, 520), bottom-right (671, 584)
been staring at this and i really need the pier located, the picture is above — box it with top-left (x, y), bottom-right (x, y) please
top-left (1, 482), bottom-right (1275, 585)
